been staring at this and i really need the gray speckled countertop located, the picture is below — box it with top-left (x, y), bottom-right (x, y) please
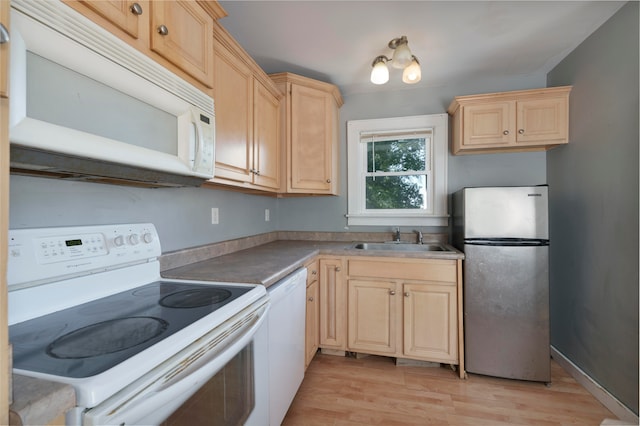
top-left (161, 240), bottom-right (464, 287)
top-left (10, 374), bottom-right (75, 426)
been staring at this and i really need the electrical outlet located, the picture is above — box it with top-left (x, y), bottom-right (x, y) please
top-left (265, 209), bottom-right (270, 222)
top-left (211, 208), bottom-right (219, 224)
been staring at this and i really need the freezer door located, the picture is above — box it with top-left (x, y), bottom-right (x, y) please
top-left (463, 244), bottom-right (550, 382)
top-left (463, 186), bottom-right (548, 239)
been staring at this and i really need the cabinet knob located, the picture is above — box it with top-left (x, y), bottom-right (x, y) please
top-left (404, 292), bottom-right (410, 297)
top-left (308, 296), bottom-right (314, 302)
top-left (518, 129), bottom-right (525, 134)
top-left (503, 130), bottom-right (509, 135)
top-left (311, 270), bottom-right (317, 275)
top-left (157, 25), bottom-right (169, 36)
top-left (389, 290), bottom-right (396, 296)
top-left (130, 3), bottom-right (143, 15)
top-left (0, 23), bottom-right (9, 44)
top-left (326, 179), bottom-right (331, 183)
top-left (255, 170), bottom-right (261, 176)
top-left (335, 267), bottom-right (341, 272)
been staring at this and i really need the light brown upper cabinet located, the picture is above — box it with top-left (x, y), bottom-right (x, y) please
top-left (64, 0), bottom-right (225, 89)
top-left (149, 1), bottom-right (215, 87)
top-left (208, 23), bottom-right (282, 192)
top-left (270, 73), bottom-right (343, 195)
top-left (448, 86), bottom-right (572, 155)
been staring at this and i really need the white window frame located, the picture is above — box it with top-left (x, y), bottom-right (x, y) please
top-left (346, 114), bottom-right (448, 227)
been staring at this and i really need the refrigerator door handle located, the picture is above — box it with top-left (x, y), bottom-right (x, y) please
top-left (464, 238), bottom-right (549, 246)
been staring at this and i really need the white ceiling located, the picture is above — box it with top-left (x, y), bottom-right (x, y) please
top-left (217, 1), bottom-right (625, 96)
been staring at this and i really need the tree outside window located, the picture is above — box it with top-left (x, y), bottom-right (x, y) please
top-left (346, 114), bottom-right (448, 227)
top-left (365, 136), bottom-right (429, 210)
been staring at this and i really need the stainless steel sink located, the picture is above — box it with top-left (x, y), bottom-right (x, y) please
top-left (352, 242), bottom-right (449, 252)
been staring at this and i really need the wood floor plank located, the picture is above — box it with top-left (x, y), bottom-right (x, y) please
top-left (282, 353), bottom-right (618, 426)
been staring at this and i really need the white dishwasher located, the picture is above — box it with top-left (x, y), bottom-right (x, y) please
top-left (266, 268), bottom-right (307, 426)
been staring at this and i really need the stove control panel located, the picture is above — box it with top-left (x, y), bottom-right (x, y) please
top-left (8, 223), bottom-right (161, 289)
top-left (35, 232), bottom-right (109, 264)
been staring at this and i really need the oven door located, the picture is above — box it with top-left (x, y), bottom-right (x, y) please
top-left (78, 300), bottom-right (269, 426)
top-left (163, 309), bottom-right (269, 426)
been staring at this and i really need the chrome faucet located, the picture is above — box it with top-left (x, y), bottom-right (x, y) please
top-left (413, 230), bottom-right (423, 244)
top-left (393, 227), bottom-right (401, 242)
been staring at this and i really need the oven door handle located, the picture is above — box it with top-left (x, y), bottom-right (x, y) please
top-left (84, 301), bottom-right (270, 426)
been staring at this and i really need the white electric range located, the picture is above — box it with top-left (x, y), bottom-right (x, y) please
top-left (8, 223), bottom-right (269, 425)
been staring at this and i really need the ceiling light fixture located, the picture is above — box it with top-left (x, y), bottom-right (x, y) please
top-left (370, 36), bottom-right (422, 85)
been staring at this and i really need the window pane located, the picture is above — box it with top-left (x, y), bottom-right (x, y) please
top-left (366, 175), bottom-right (427, 209)
top-left (366, 138), bottom-right (427, 173)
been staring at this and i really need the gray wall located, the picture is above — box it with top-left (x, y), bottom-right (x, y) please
top-left (9, 176), bottom-right (280, 253)
top-left (547, 1), bottom-right (639, 414)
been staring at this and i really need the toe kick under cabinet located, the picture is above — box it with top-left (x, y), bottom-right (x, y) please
top-left (318, 256), bottom-right (465, 378)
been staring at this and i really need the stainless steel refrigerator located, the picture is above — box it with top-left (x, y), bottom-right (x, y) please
top-left (453, 185), bottom-right (550, 382)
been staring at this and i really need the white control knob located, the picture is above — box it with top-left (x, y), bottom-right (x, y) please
top-left (114, 235), bottom-right (125, 247)
top-left (128, 234), bottom-right (140, 245)
top-left (142, 232), bottom-right (154, 244)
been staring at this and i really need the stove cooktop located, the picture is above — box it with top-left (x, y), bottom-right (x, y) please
top-left (9, 281), bottom-right (251, 378)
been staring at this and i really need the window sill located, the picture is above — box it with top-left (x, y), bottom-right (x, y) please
top-left (346, 214), bottom-right (449, 227)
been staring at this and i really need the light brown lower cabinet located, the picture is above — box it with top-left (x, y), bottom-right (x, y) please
top-left (348, 279), bottom-right (399, 355)
top-left (318, 257), bottom-right (346, 351)
top-left (317, 256), bottom-right (465, 378)
top-left (304, 259), bottom-right (320, 369)
top-left (402, 282), bottom-right (458, 362)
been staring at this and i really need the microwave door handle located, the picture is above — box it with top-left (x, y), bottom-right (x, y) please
top-left (192, 118), bottom-right (204, 172)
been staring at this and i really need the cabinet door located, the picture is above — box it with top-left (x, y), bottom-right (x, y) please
top-left (403, 283), bottom-right (457, 363)
top-left (289, 84), bottom-right (335, 193)
top-left (0, 0), bottom-right (9, 98)
top-left (253, 80), bottom-right (280, 190)
top-left (305, 280), bottom-right (319, 369)
top-left (77, 0), bottom-right (145, 39)
top-left (150, 1), bottom-right (213, 87)
top-left (462, 101), bottom-right (515, 148)
top-left (319, 258), bottom-right (346, 350)
top-left (348, 279), bottom-right (399, 355)
top-left (516, 97), bottom-right (568, 144)
top-left (212, 38), bottom-right (253, 184)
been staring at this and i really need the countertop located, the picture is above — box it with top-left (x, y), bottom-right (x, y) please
top-left (10, 374), bottom-right (75, 426)
top-left (161, 240), bottom-right (464, 287)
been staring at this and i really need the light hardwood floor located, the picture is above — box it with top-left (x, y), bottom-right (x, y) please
top-left (283, 353), bottom-right (619, 426)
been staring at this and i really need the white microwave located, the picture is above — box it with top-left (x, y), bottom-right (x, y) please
top-left (9, 0), bottom-right (215, 187)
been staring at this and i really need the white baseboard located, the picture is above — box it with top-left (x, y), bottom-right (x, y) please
top-left (550, 346), bottom-right (639, 425)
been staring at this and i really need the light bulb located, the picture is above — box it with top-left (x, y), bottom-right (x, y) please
top-left (370, 57), bottom-right (389, 84)
top-left (391, 39), bottom-right (412, 69)
top-left (402, 57), bottom-right (421, 84)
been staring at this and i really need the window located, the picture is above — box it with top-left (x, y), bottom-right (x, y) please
top-left (347, 114), bottom-right (448, 226)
